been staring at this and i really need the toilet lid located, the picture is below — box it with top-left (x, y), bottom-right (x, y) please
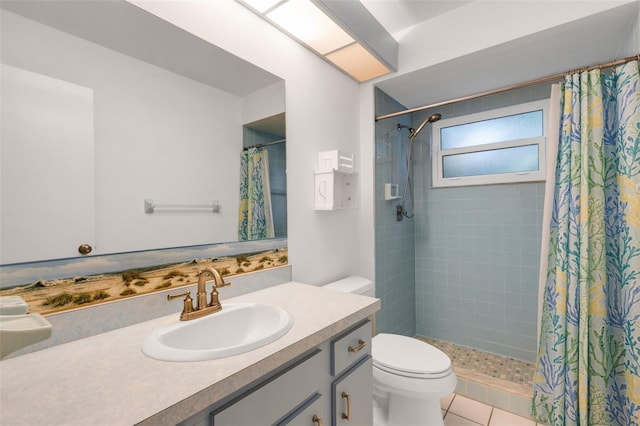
top-left (372, 334), bottom-right (451, 377)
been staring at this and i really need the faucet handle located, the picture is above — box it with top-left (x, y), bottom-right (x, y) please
top-left (208, 278), bottom-right (230, 309)
top-left (167, 290), bottom-right (190, 301)
top-left (167, 291), bottom-right (194, 317)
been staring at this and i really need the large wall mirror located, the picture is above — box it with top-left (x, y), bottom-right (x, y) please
top-left (0, 0), bottom-right (287, 266)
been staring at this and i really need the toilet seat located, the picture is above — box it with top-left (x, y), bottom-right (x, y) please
top-left (372, 334), bottom-right (452, 379)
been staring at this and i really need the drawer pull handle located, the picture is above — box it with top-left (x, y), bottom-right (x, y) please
top-left (341, 392), bottom-right (352, 420)
top-left (312, 415), bottom-right (323, 426)
top-left (348, 339), bottom-right (366, 353)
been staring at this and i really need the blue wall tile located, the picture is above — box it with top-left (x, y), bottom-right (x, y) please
top-left (374, 88), bottom-right (416, 336)
top-left (411, 84), bottom-right (549, 362)
top-left (374, 83), bottom-right (550, 362)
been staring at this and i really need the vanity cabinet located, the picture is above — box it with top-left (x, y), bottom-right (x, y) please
top-left (330, 321), bottom-right (373, 426)
top-left (332, 357), bottom-right (373, 426)
top-left (277, 393), bottom-right (323, 426)
top-left (211, 349), bottom-right (328, 426)
top-left (186, 320), bottom-right (372, 426)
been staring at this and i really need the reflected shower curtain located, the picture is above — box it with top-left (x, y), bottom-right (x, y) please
top-left (532, 61), bottom-right (640, 425)
top-left (238, 147), bottom-right (275, 241)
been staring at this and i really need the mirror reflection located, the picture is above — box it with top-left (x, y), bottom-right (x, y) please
top-left (0, 0), bottom-right (286, 265)
top-left (241, 114), bottom-right (287, 240)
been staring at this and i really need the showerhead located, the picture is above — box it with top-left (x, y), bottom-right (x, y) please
top-left (409, 112), bottom-right (442, 139)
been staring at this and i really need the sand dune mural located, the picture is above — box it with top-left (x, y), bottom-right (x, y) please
top-left (0, 240), bottom-right (287, 315)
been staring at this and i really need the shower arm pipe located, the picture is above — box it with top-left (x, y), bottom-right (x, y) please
top-left (375, 53), bottom-right (640, 122)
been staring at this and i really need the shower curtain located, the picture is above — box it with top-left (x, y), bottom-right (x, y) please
top-left (238, 147), bottom-right (275, 241)
top-left (532, 60), bottom-right (640, 425)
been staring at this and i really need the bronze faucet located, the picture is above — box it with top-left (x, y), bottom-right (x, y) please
top-left (167, 267), bottom-right (231, 321)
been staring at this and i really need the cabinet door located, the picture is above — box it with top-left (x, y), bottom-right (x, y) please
top-left (212, 350), bottom-right (325, 426)
top-left (277, 393), bottom-right (325, 426)
top-left (1, 64), bottom-right (95, 264)
top-left (332, 356), bottom-right (373, 426)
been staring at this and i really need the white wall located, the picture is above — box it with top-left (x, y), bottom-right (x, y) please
top-left (1, 10), bottom-right (243, 256)
top-left (397, 1), bottom-right (637, 75)
top-left (109, 0), bottom-right (639, 287)
top-left (241, 81), bottom-right (285, 125)
top-left (132, 0), bottom-right (363, 285)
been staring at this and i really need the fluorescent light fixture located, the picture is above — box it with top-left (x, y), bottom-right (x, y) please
top-left (267, 0), bottom-right (354, 55)
top-left (326, 42), bottom-right (390, 83)
top-left (237, 0), bottom-right (397, 82)
top-left (240, 0), bottom-right (281, 13)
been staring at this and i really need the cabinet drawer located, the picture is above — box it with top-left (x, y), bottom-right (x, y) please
top-left (330, 320), bottom-right (371, 376)
top-left (212, 350), bottom-right (324, 426)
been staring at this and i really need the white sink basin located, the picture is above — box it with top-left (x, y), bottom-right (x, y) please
top-left (0, 314), bottom-right (53, 359)
top-left (142, 303), bottom-right (293, 362)
top-left (0, 296), bottom-right (29, 315)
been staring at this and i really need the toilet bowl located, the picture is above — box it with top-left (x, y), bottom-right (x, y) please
top-left (324, 277), bottom-right (457, 426)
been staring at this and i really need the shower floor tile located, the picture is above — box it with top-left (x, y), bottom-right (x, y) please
top-left (418, 336), bottom-right (535, 423)
top-left (418, 336), bottom-right (534, 399)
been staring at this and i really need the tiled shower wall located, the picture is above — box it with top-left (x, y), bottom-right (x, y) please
top-left (374, 88), bottom-right (416, 336)
top-left (412, 84), bottom-right (551, 362)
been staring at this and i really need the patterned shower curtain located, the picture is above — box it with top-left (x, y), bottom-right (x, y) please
top-left (532, 60), bottom-right (640, 425)
top-left (238, 147), bottom-right (275, 241)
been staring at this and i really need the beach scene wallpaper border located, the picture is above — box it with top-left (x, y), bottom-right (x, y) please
top-left (0, 238), bottom-right (287, 315)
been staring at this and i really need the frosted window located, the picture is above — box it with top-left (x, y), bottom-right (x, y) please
top-left (431, 99), bottom-right (548, 187)
top-left (440, 110), bottom-right (543, 150)
top-left (442, 145), bottom-right (539, 178)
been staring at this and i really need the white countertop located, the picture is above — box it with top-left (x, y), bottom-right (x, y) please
top-left (0, 282), bottom-right (380, 425)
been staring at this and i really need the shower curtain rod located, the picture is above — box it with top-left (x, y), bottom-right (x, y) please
top-left (375, 53), bottom-right (640, 122)
top-left (243, 138), bottom-right (286, 150)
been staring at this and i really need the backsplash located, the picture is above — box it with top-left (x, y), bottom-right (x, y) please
top-left (1, 239), bottom-right (292, 357)
top-left (1, 238), bottom-right (287, 315)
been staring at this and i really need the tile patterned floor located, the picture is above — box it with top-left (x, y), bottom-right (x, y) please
top-left (418, 336), bottom-right (544, 422)
top-left (420, 337), bottom-right (535, 387)
top-left (442, 394), bottom-right (544, 426)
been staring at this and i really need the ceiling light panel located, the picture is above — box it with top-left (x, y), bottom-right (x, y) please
top-left (326, 42), bottom-right (391, 82)
top-left (266, 0), bottom-right (354, 55)
top-left (237, 0), bottom-right (398, 82)
top-left (240, 0), bottom-right (282, 13)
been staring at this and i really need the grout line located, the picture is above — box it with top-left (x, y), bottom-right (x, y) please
top-left (447, 396), bottom-right (492, 426)
top-left (487, 407), bottom-right (494, 426)
top-left (445, 393), bottom-right (456, 411)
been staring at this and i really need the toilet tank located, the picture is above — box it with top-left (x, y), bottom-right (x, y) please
top-left (323, 276), bottom-right (374, 297)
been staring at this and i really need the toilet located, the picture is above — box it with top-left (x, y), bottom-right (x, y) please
top-left (324, 276), bottom-right (457, 426)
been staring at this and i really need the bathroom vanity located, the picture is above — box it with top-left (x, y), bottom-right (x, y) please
top-left (0, 282), bottom-right (379, 425)
top-left (204, 319), bottom-right (373, 426)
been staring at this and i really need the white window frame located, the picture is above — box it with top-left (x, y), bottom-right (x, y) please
top-left (431, 99), bottom-right (548, 188)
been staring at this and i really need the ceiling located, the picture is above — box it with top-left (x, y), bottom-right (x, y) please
top-left (3, 0), bottom-right (637, 111)
top-left (360, 0), bottom-right (474, 37)
top-left (362, 0), bottom-right (638, 110)
top-left (0, 0), bottom-right (282, 97)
